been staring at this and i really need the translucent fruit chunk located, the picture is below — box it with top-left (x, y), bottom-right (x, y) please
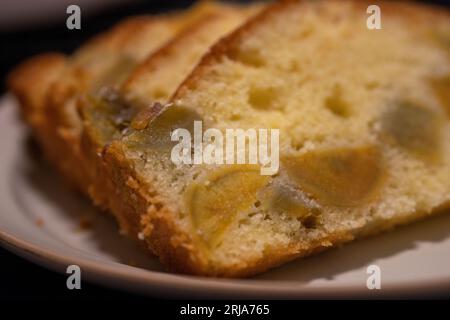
top-left (84, 88), bottom-right (137, 145)
top-left (258, 182), bottom-right (321, 228)
top-left (126, 105), bottom-right (202, 152)
top-left (188, 166), bottom-right (269, 247)
top-left (380, 101), bottom-right (442, 161)
top-left (283, 146), bottom-right (383, 207)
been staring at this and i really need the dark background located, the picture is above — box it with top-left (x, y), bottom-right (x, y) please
top-left (1, 0), bottom-right (449, 301)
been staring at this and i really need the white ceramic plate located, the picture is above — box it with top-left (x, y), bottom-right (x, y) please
top-left (1, 94), bottom-right (450, 298)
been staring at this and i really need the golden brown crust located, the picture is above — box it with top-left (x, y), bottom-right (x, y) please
top-left (102, 141), bottom-right (209, 274)
top-left (123, 13), bottom-right (222, 97)
top-left (7, 53), bottom-right (66, 133)
top-left (5, 54), bottom-right (89, 190)
top-left (172, 0), bottom-right (293, 99)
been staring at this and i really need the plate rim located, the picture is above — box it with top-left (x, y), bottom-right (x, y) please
top-left (2, 228), bottom-right (450, 298)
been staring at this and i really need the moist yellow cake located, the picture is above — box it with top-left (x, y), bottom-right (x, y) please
top-left (102, 0), bottom-right (450, 276)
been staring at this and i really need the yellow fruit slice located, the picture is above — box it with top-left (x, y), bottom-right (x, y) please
top-left (188, 166), bottom-right (269, 247)
top-left (84, 90), bottom-right (136, 145)
top-left (380, 101), bottom-right (442, 161)
top-left (258, 182), bottom-right (321, 228)
top-left (283, 146), bottom-right (383, 207)
top-left (126, 105), bottom-right (202, 152)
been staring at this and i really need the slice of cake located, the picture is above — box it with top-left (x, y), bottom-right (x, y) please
top-left (7, 52), bottom-right (67, 172)
top-left (102, 0), bottom-right (450, 276)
